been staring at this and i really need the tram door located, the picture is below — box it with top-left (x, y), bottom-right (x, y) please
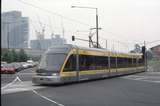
top-left (76, 48), bottom-right (80, 81)
top-left (110, 56), bottom-right (117, 76)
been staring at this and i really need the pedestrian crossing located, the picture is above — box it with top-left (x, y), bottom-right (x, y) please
top-left (1, 80), bottom-right (45, 95)
top-left (122, 72), bottom-right (160, 83)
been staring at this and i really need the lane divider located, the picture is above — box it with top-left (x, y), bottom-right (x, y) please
top-left (1, 71), bottom-right (26, 90)
top-left (1, 73), bottom-right (65, 106)
top-left (32, 89), bottom-right (64, 106)
top-left (1, 76), bottom-right (19, 90)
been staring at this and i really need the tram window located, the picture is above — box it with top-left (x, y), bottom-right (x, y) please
top-left (133, 58), bottom-right (137, 67)
top-left (117, 58), bottom-right (128, 68)
top-left (117, 58), bottom-right (123, 68)
top-left (110, 57), bottom-right (116, 68)
top-left (86, 56), bottom-right (95, 70)
top-left (79, 55), bottom-right (87, 70)
top-left (64, 55), bottom-right (76, 72)
top-left (79, 55), bottom-right (108, 71)
top-left (95, 56), bottom-right (107, 70)
top-left (128, 58), bottom-right (132, 67)
top-left (79, 55), bottom-right (95, 70)
top-left (138, 58), bottom-right (143, 66)
top-left (124, 58), bottom-right (128, 68)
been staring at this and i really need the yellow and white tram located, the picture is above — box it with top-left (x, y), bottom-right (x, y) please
top-left (32, 44), bottom-right (145, 85)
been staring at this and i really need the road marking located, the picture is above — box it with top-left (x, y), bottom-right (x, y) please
top-left (32, 89), bottom-right (64, 106)
top-left (122, 75), bottom-right (160, 83)
top-left (1, 81), bottom-right (45, 95)
top-left (1, 76), bottom-right (19, 90)
top-left (2, 76), bottom-right (65, 106)
top-left (17, 73), bottom-right (36, 75)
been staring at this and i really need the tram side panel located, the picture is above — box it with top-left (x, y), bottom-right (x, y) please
top-left (60, 49), bottom-right (145, 83)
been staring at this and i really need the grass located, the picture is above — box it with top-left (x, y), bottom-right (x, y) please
top-left (148, 58), bottom-right (160, 72)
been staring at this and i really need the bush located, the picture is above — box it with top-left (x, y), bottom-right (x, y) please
top-left (1, 49), bottom-right (29, 62)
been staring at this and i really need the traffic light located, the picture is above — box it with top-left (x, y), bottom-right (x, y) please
top-left (142, 46), bottom-right (146, 63)
top-left (72, 36), bottom-right (75, 41)
top-left (142, 46), bottom-right (146, 54)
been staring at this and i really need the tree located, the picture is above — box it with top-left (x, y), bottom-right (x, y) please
top-left (134, 44), bottom-right (141, 53)
top-left (130, 44), bottom-right (141, 53)
top-left (1, 50), bottom-right (14, 63)
top-left (11, 49), bottom-right (19, 62)
top-left (146, 50), bottom-right (153, 60)
top-left (2, 51), bottom-right (10, 62)
top-left (18, 49), bottom-right (28, 62)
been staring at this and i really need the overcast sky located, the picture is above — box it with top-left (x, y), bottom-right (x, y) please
top-left (2, 0), bottom-right (160, 50)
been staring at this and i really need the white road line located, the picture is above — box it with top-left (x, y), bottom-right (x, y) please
top-left (1, 76), bottom-right (19, 90)
top-left (1, 82), bottom-right (45, 95)
top-left (17, 73), bottom-right (36, 75)
top-left (138, 80), bottom-right (160, 83)
top-left (122, 75), bottom-right (160, 83)
top-left (32, 89), bottom-right (64, 106)
top-left (134, 77), bottom-right (145, 80)
top-left (17, 76), bottom-right (22, 82)
top-left (16, 76), bottom-right (65, 106)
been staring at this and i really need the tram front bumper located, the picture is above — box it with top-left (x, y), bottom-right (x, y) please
top-left (32, 75), bottom-right (62, 85)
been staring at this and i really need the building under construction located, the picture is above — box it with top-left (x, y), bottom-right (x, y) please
top-left (30, 34), bottom-right (66, 50)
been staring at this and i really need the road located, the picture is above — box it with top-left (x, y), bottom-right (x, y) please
top-left (1, 68), bottom-right (160, 106)
top-left (1, 67), bottom-right (36, 84)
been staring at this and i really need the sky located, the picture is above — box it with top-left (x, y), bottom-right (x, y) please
top-left (2, 0), bottom-right (160, 50)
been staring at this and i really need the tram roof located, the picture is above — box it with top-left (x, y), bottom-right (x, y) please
top-left (48, 44), bottom-right (142, 57)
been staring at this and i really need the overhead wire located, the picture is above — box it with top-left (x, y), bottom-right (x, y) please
top-left (17, 0), bottom-right (91, 27)
top-left (17, 0), bottom-right (129, 41)
top-left (17, 0), bottom-right (154, 47)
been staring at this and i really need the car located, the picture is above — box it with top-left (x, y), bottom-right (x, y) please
top-left (1, 65), bottom-right (16, 74)
top-left (27, 60), bottom-right (34, 63)
top-left (22, 63), bottom-right (30, 69)
top-left (14, 63), bottom-right (24, 72)
top-left (21, 62), bottom-right (32, 69)
top-left (1, 61), bottom-right (7, 67)
top-left (26, 60), bottom-right (36, 67)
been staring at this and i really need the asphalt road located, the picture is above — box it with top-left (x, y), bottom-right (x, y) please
top-left (1, 67), bottom-right (36, 84)
top-left (1, 69), bottom-right (160, 106)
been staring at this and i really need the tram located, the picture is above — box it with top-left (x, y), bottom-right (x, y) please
top-left (32, 44), bottom-right (145, 84)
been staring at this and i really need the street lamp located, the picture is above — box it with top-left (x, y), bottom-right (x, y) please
top-left (71, 5), bottom-right (99, 48)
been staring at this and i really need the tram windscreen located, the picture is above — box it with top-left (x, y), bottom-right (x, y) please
top-left (39, 53), bottom-right (66, 72)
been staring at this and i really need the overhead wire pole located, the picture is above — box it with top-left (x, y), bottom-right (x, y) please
top-left (144, 41), bottom-right (147, 71)
top-left (96, 8), bottom-right (99, 48)
top-left (106, 39), bottom-right (107, 50)
top-left (71, 6), bottom-right (99, 48)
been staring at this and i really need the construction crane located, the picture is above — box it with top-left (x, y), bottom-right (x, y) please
top-left (35, 16), bottom-right (46, 50)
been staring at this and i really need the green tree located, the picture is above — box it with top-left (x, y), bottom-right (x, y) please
top-left (146, 50), bottom-right (153, 60)
top-left (11, 49), bottom-right (19, 62)
top-left (18, 49), bottom-right (28, 62)
top-left (2, 50), bottom-right (12, 63)
top-left (7, 50), bottom-right (14, 63)
top-left (130, 44), bottom-right (141, 53)
top-left (2, 51), bottom-right (9, 62)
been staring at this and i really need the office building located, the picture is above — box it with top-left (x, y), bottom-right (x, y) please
top-left (1, 11), bottom-right (29, 48)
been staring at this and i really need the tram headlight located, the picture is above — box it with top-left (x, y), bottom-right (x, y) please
top-left (52, 73), bottom-right (59, 76)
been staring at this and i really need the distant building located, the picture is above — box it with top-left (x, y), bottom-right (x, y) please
top-left (30, 35), bottom-right (67, 50)
top-left (1, 11), bottom-right (29, 48)
top-left (150, 45), bottom-right (160, 58)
